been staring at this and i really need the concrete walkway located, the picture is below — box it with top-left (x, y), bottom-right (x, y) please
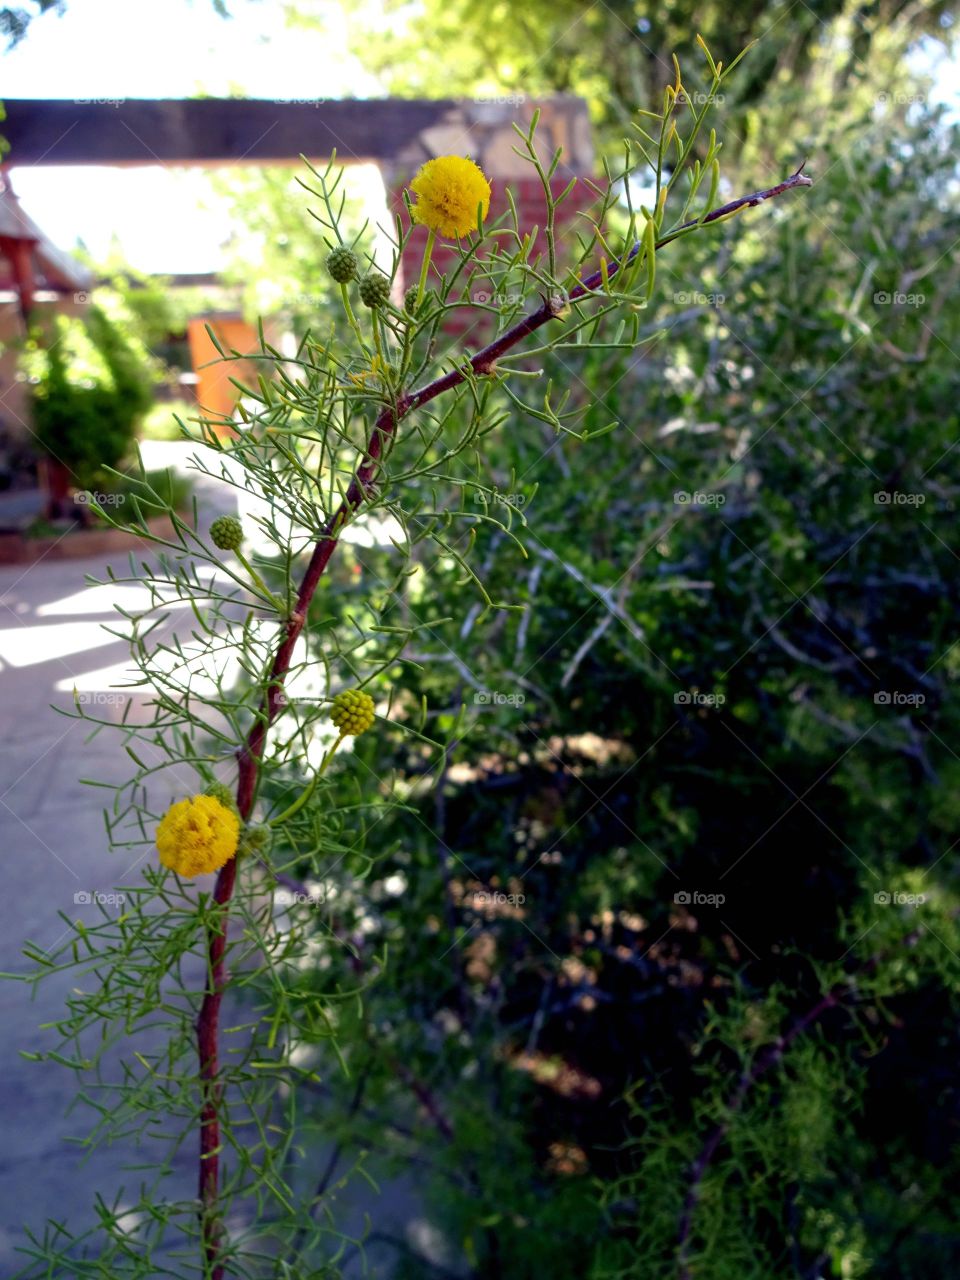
top-left (0, 444), bottom-right (441, 1278)
top-left (0, 549), bottom-right (191, 1270)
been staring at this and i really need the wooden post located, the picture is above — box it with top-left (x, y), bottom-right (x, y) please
top-left (2, 234), bottom-right (37, 325)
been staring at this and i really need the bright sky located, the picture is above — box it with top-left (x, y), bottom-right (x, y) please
top-left (2, 0), bottom-right (383, 271)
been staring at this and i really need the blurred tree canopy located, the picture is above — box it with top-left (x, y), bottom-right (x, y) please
top-left (0, 0), bottom-right (61, 47)
top-left (320, 0), bottom-right (956, 144)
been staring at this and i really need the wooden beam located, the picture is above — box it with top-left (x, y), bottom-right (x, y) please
top-left (0, 98), bottom-right (460, 167)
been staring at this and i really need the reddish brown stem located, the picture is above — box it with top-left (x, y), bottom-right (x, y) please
top-left (196, 855), bottom-right (238, 1275)
top-left (193, 166), bottom-right (812, 1278)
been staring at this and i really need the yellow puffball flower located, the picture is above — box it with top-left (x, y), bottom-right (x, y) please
top-left (409, 155), bottom-right (491, 239)
top-left (156, 794), bottom-right (241, 878)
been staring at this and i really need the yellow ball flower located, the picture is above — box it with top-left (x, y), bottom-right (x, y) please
top-left (156, 794), bottom-right (241, 878)
top-left (409, 155), bottom-right (491, 239)
top-left (330, 688), bottom-right (376, 737)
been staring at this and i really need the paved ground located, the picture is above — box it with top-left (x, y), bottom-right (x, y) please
top-left (0, 445), bottom-right (438, 1278)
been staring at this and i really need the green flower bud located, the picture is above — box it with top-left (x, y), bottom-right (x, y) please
top-left (210, 515), bottom-right (243, 551)
top-left (359, 270), bottom-right (391, 309)
top-left (242, 823), bottom-right (273, 855)
top-left (326, 245), bottom-right (358, 284)
top-left (203, 780), bottom-right (238, 812)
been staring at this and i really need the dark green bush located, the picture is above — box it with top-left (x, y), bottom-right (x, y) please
top-left (31, 304), bottom-right (153, 491)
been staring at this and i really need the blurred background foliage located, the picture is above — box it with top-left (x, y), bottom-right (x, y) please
top-left (29, 303), bottom-right (153, 491)
top-left (331, 0), bottom-right (956, 144)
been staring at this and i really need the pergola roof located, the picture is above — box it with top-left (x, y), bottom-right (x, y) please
top-left (0, 96), bottom-right (593, 178)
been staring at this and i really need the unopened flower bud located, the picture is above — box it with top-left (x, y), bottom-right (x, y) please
top-left (326, 245), bottom-right (358, 284)
top-left (330, 688), bottom-right (376, 736)
top-left (359, 271), bottom-right (391, 309)
top-left (210, 515), bottom-right (243, 551)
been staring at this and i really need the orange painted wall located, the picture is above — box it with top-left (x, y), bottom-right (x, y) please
top-left (187, 315), bottom-right (261, 431)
